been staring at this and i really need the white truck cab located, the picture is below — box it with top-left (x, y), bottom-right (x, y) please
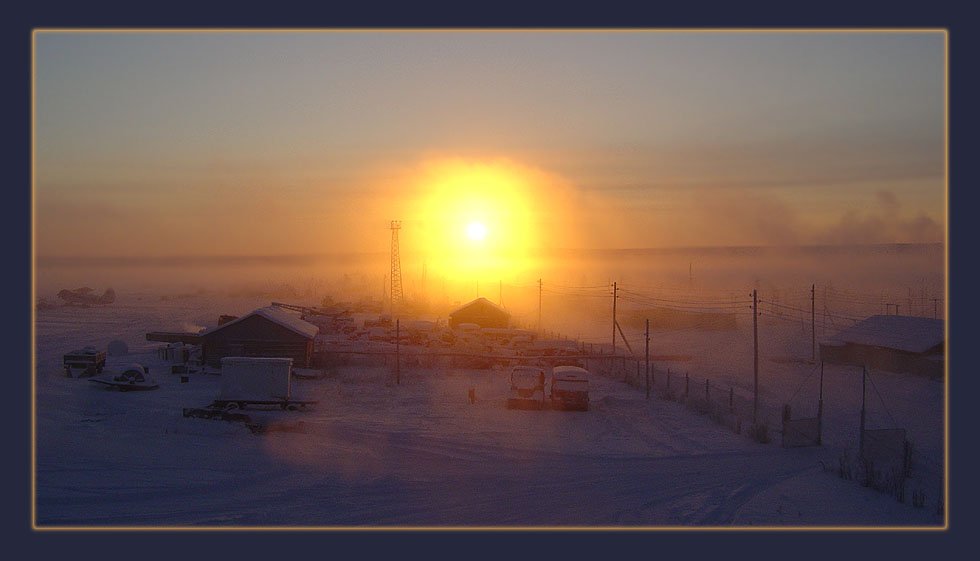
top-left (506, 365), bottom-right (547, 410)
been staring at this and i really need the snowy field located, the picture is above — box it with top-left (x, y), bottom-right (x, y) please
top-left (33, 290), bottom-right (945, 528)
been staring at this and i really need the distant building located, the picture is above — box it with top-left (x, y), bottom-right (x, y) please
top-left (198, 306), bottom-right (319, 368)
top-left (819, 315), bottom-right (944, 378)
top-left (448, 297), bottom-right (511, 329)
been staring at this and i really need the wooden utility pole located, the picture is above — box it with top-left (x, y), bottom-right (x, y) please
top-left (612, 282), bottom-right (618, 353)
top-left (645, 318), bottom-right (650, 400)
top-left (859, 365), bottom-right (867, 458)
top-left (817, 360), bottom-right (824, 445)
top-left (811, 284), bottom-right (816, 362)
top-left (382, 274), bottom-right (388, 314)
top-left (538, 278), bottom-right (542, 331)
top-left (753, 289), bottom-right (759, 424)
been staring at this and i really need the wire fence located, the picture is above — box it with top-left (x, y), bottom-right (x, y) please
top-left (586, 352), bottom-right (780, 443)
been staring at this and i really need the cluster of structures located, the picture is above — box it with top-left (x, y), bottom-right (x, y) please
top-left (89, 295), bottom-right (594, 418)
top-left (143, 296), bottom-right (586, 374)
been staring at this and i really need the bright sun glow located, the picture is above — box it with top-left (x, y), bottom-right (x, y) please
top-left (401, 158), bottom-right (564, 283)
top-left (466, 221), bottom-right (488, 241)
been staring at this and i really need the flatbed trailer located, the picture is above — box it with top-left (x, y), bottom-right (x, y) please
top-left (209, 398), bottom-right (318, 412)
top-left (182, 407), bottom-right (308, 434)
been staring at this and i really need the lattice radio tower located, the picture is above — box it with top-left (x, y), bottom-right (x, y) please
top-left (389, 220), bottom-right (404, 311)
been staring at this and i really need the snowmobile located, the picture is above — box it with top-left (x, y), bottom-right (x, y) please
top-left (89, 363), bottom-right (159, 391)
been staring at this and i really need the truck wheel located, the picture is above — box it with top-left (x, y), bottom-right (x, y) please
top-left (224, 402), bottom-right (240, 411)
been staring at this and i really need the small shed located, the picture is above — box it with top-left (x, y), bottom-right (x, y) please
top-left (819, 315), bottom-right (944, 378)
top-left (198, 306), bottom-right (319, 368)
top-left (448, 297), bottom-right (511, 329)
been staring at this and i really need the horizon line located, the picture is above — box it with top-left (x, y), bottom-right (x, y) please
top-left (36, 241), bottom-right (944, 265)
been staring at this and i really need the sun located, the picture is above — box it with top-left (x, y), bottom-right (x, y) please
top-left (400, 157), bottom-right (571, 284)
top-left (466, 221), bottom-right (488, 242)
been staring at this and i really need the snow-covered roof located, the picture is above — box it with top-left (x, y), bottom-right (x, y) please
top-left (552, 365), bottom-right (589, 379)
top-left (201, 306), bottom-right (319, 339)
top-left (448, 297), bottom-right (509, 318)
top-left (823, 315), bottom-right (943, 354)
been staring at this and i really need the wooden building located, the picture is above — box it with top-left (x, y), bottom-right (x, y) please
top-left (819, 315), bottom-right (944, 379)
top-left (197, 306), bottom-right (319, 368)
top-left (448, 297), bottom-right (510, 329)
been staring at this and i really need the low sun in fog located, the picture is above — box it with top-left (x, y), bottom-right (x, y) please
top-left (466, 221), bottom-right (488, 242)
top-left (393, 156), bottom-right (580, 287)
top-left (403, 158), bottom-right (545, 281)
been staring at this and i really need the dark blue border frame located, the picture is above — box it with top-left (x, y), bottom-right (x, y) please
top-left (8, 1), bottom-right (975, 556)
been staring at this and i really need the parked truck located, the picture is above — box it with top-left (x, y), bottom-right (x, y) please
top-left (506, 365), bottom-right (547, 410)
top-left (550, 365), bottom-right (590, 411)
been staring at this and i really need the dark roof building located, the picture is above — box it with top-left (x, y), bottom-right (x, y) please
top-left (198, 306), bottom-right (319, 368)
top-left (819, 315), bottom-right (944, 378)
top-left (448, 297), bottom-right (511, 329)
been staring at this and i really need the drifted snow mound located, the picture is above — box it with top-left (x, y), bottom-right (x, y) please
top-left (593, 395), bottom-right (644, 410)
top-left (107, 340), bottom-right (129, 356)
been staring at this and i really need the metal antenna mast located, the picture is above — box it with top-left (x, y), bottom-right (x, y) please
top-left (389, 220), bottom-right (404, 312)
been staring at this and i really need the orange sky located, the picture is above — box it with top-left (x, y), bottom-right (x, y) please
top-left (34, 31), bottom-right (945, 273)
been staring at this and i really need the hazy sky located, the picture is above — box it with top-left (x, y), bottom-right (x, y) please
top-left (34, 30), bottom-right (945, 261)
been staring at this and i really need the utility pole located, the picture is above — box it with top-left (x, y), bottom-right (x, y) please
top-left (645, 318), bottom-right (650, 400)
top-left (612, 282), bottom-right (618, 354)
top-left (860, 365), bottom-right (867, 458)
top-left (538, 278), bottom-right (543, 332)
top-left (811, 284), bottom-right (816, 362)
top-left (753, 288), bottom-right (759, 425)
top-left (817, 360), bottom-right (824, 445)
top-left (396, 318), bottom-right (401, 385)
top-left (932, 298), bottom-right (941, 319)
top-left (499, 280), bottom-right (502, 307)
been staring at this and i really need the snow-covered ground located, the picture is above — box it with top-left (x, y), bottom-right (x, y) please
top-left (33, 291), bottom-right (945, 528)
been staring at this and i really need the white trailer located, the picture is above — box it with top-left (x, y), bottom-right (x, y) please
top-left (212, 357), bottom-right (316, 411)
